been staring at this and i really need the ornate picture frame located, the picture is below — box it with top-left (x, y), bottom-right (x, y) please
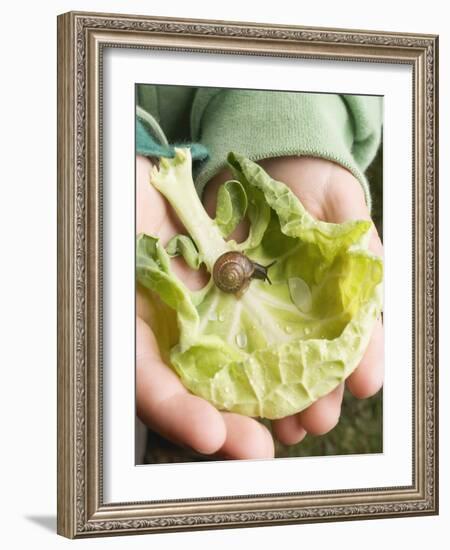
top-left (57, 11), bottom-right (438, 538)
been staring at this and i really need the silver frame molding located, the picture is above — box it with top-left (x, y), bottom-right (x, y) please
top-left (57, 11), bottom-right (439, 538)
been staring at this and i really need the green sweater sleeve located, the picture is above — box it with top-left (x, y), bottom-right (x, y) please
top-left (190, 89), bottom-right (382, 211)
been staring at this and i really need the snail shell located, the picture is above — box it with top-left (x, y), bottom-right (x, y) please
top-left (213, 252), bottom-right (255, 295)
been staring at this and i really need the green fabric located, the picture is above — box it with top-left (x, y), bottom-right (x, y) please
top-left (136, 85), bottom-right (382, 211)
top-left (136, 118), bottom-right (209, 162)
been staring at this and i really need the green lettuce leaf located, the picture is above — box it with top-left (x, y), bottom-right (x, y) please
top-left (166, 234), bottom-right (201, 270)
top-left (215, 179), bottom-right (248, 238)
top-left (136, 148), bottom-right (383, 419)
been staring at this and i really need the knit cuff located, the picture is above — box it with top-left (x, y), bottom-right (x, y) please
top-left (190, 89), bottom-right (382, 212)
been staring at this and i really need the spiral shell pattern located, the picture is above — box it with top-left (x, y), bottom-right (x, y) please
top-left (213, 252), bottom-right (254, 294)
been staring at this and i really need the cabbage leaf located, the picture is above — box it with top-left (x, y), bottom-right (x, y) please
top-left (137, 148), bottom-right (383, 419)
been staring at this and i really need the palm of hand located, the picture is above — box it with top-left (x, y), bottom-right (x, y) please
top-left (136, 154), bottom-right (383, 459)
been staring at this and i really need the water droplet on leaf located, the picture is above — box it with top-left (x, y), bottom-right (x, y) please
top-left (288, 277), bottom-right (313, 313)
top-left (235, 332), bottom-right (247, 348)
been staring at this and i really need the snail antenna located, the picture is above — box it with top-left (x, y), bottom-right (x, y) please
top-left (265, 260), bottom-right (276, 284)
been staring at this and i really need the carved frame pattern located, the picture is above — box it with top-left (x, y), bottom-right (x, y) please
top-left (57, 11), bottom-right (438, 538)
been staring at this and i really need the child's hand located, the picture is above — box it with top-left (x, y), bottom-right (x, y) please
top-left (136, 155), bottom-right (274, 459)
top-left (204, 156), bottom-right (384, 446)
top-left (136, 154), bottom-right (383, 458)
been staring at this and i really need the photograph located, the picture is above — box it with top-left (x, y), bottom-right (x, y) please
top-left (134, 84), bottom-right (384, 465)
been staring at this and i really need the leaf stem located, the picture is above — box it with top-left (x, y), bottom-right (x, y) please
top-left (151, 149), bottom-right (231, 271)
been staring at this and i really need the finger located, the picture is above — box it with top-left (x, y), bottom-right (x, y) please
top-left (298, 383), bottom-right (345, 436)
top-left (136, 155), bottom-right (165, 237)
top-left (217, 413), bottom-right (275, 459)
top-left (272, 415), bottom-right (307, 446)
top-left (136, 154), bottom-right (186, 242)
top-left (136, 317), bottom-right (226, 455)
top-left (346, 318), bottom-right (384, 399)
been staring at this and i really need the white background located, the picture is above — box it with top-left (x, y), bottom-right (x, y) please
top-left (0, 0), bottom-right (447, 548)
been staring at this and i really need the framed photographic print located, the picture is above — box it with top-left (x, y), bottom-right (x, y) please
top-left (57, 11), bottom-right (439, 538)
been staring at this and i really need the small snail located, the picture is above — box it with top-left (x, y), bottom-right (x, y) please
top-left (212, 251), bottom-right (275, 297)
